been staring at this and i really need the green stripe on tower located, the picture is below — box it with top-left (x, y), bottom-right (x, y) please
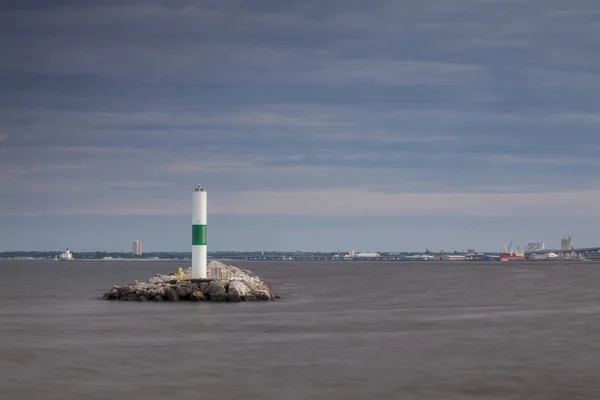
top-left (192, 224), bottom-right (207, 246)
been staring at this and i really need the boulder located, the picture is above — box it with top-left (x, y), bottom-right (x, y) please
top-left (106, 286), bottom-right (122, 299)
top-left (164, 287), bottom-right (179, 302)
top-left (189, 291), bottom-right (206, 301)
top-left (102, 292), bottom-right (115, 300)
top-left (200, 282), bottom-right (210, 293)
top-left (145, 288), bottom-right (156, 300)
top-left (253, 289), bottom-right (272, 301)
top-left (228, 280), bottom-right (250, 302)
top-left (147, 274), bottom-right (176, 284)
top-left (175, 281), bottom-right (193, 299)
top-left (123, 293), bottom-right (139, 301)
top-left (207, 281), bottom-right (227, 302)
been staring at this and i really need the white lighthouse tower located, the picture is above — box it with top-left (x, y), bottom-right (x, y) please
top-left (192, 185), bottom-right (207, 278)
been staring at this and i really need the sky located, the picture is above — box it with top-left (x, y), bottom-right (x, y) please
top-left (1, 0), bottom-right (600, 252)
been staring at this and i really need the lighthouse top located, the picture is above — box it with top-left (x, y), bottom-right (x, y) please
top-left (194, 185), bottom-right (206, 192)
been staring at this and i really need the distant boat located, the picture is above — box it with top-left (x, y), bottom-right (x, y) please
top-left (499, 250), bottom-right (525, 261)
top-left (54, 248), bottom-right (74, 261)
top-left (500, 241), bottom-right (525, 261)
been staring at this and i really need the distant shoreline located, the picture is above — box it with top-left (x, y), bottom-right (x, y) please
top-left (0, 258), bottom-right (189, 262)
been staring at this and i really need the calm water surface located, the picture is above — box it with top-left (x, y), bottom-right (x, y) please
top-left (1, 260), bottom-right (600, 399)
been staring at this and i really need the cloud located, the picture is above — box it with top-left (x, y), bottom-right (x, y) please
top-left (1, 0), bottom-right (600, 225)
top-left (3, 0), bottom-right (597, 87)
top-left (215, 188), bottom-right (600, 217)
top-left (2, 186), bottom-right (600, 218)
top-left (474, 154), bottom-right (600, 166)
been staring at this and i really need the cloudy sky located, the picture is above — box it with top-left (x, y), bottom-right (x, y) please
top-left (1, 0), bottom-right (600, 252)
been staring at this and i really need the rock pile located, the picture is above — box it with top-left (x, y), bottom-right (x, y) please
top-left (102, 260), bottom-right (279, 302)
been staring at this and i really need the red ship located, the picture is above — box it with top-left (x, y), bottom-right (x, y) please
top-left (499, 251), bottom-right (525, 261)
top-left (499, 242), bottom-right (525, 261)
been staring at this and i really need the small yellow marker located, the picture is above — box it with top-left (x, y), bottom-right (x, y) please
top-left (177, 267), bottom-right (183, 280)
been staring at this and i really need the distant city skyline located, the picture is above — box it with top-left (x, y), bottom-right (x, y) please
top-left (1, 1), bottom-right (599, 251)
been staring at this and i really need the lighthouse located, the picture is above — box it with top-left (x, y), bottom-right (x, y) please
top-left (192, 185), bottom-right (207, 278)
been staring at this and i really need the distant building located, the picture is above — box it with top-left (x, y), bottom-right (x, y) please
top-left (349, 249), bottom-right (355, 257)
top-left (467, 249), bottom-right (475, 255)
top-left (561, 236), bottom-right (573, 250)
top-left (56, 248), bottom-right (74, 261)
top-left (355, 252), bottom-right (380, 258)
top-left (526, 242), bottom-right (545, 253)
top-left (133, 240), bottom-right (143, 256)
top-left (437, 255), bottom-right (467, 261)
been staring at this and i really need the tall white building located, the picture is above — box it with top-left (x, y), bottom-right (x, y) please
top-left (132, 240), bottom-right (143, 256)
top-left (561, 235), bottom-right (573, 250)
top-left (526, 242), bottom-right (545, 252)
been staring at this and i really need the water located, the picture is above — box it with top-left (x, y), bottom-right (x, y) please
top-left (1, 260), bottom-right (600, 399)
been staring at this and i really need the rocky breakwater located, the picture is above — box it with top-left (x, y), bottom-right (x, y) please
top-left (102, 260), bottom-right (279, 302)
